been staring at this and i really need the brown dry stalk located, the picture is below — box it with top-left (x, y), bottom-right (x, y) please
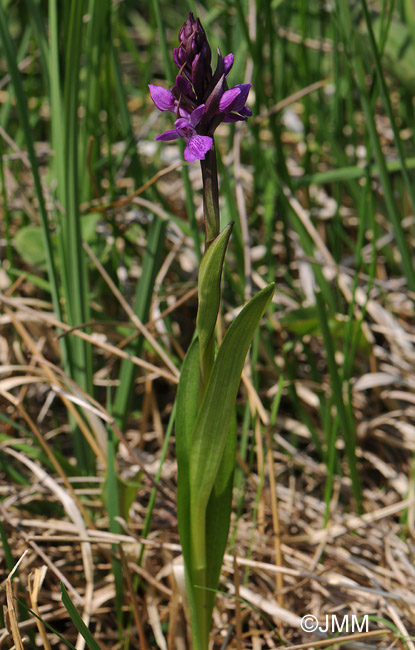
top-left (83, 240), bottom-right (179, 380)
top-left (0, 293), bottom-right (179, 384)
top-left (28, 567), bottom-right (52, 650)
top-left (274, 628), bottom-right (391, 650)
top-left (5, 552), bottom-right (28, 650)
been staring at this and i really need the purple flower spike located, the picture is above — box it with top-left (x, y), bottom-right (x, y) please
top-left (155, 104), bottom-right (213, 162)
top-left (149, 12), bottom-right (251, 162)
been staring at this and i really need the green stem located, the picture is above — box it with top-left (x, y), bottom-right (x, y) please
top-left (200, 144), bottom-right (220, 250)
top-left (190, 506), bottom-right (209, 650)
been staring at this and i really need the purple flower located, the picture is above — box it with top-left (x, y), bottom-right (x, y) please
top-left (149, 12), bottom-right (252, 160)
top-left (155, 105), bottom-right (213, 162)
top-left (220, 84), bottom-right (252, 122)
top-left (148, 85), bottom-right (177, 113)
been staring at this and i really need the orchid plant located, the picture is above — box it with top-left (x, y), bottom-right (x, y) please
top-left (150, 13), bottom-right (275, 650)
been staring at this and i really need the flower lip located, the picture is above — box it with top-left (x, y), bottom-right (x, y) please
top-left (184, 133), bottom-right (213, 161)
top-left (154, 105), bottom-right (213, 162)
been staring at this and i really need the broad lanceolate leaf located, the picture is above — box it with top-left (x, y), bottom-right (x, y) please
top-left (175, 336), bottom-right (206, 648)
top-left (204, 410), bottom-right (237, 619)
top-left (175, 337), bottom-right (200, 582)
top-left (196, 223), bottom-right (233, 392)
top-left (190, 283), bottom-right (274, 527)
top-left (183, 283), bottom-right (274, 650)
top-left (187, 282), bottom-right (275, 645)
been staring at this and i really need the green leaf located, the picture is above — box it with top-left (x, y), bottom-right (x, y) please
top-left (82, 212), bottom-right (102, 243)
top-left (281, 307), bottom-right (370, 354)
top-left (204, 410), bottom-right (237, 618)
top-left (280, 306), bottom-right (320, 336)
top-left (196, 223), bottom-right (233, 390)
top-left (13, 225), bottom-right (47, 267)
top-left (190, 283), bottom-right (275, 519)
top-left (113, 216), bottom-right (166, 429)
top-left (186, 283), bottom-right (275, 650)
top-left (61, 583), bottom-right (103, 650)
top-left (175, 336), bottom-right (200, 578)
top-left (367, 13), bottom-right (415, 93)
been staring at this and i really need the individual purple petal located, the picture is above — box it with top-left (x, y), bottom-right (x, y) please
top-left (191, 47), bottom-right (212, 98)
top-left (240, 105), bottom-right (252, 117)
top-left (222, 104), bottom-right (252, 122)
top-left (219, 87), bottom-right (241, 112)
top-left (148, 85), bottom-right (176, 112)
top-left (184, 134), bottom-right (213, 161)
top-left (175, 74), bottom-right (196, 102)
top-left (204, 73), bottom-right (225, 121)
top-left (189, 104), bottom-right (206, 128)
top-left (155, 129), bottom-right (180, 141)
top-left (223, 53), bottom-right (234, 76)
top-left (178, 106), bottom-right (191, 120)
top-left (222, 113), bottom-right (248, 123)
top-left (220, 84), bottom-right (251, 113)
top-left (191, 53), bottom-right (204, 98)
top-left (229, 84), bottom-right (251, 111)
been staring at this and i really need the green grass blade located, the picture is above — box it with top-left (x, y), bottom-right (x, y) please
top-left (360, 0), bottom-right (415, 216)
top-left (79, 0), bottom-right (111, 200)
top-left (138, 400), bottom-right (177, 568)
top-left (0, 4), bottom-right (62, 322)
top-left (106, 423), bottom-right (123, 632)
top-left (295, 157), bottom-right (415, 186)
top-left (61, 583), bottom-right (103, 650)
top-left (335, 0), bottom-right (415, 291)
top-left (48, 0), bottom-right (64, 194)
top-left (113, 216), bottom-right (167, 429)
top-left (24, 0), bottom-right (50, 93)
top-left (55, 0), bottom-right (94, 471)
top-left (314, 288), bottom-right (362, 512)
